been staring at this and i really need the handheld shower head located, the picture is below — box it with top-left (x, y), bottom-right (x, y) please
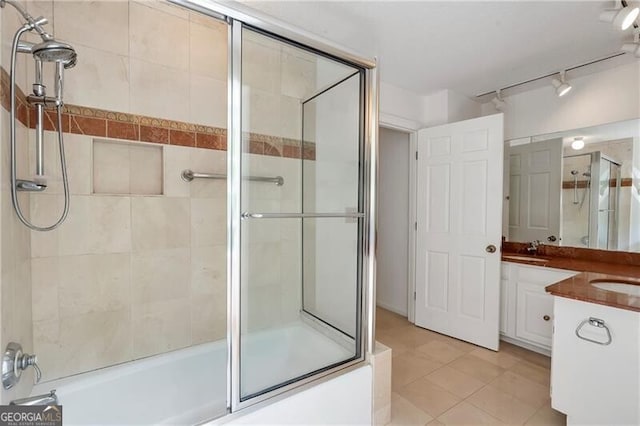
top-left (32, 40), bottom-right (76, 66)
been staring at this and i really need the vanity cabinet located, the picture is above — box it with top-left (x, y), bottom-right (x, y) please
top-left (551, 297), bottom-right (640, 425)
top-left (500, 262), bottom-right (577, 353)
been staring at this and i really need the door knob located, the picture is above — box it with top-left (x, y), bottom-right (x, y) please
top-left (547, 235), bottom-right (557, 242)
top-left (485, 244), bottom-right (497, 253)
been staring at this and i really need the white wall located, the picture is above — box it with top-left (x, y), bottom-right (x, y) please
top-left (380, 83), bottom-right (481, 129)
top-left (482, 61), bottom-right (640, 140)
top-left (223, 366), bottom-right (372, 425)
top-left (377, 128), bottom-right (410, 316)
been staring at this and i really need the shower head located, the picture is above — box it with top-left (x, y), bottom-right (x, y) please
top-left (32, 40), bottom-right (77, 68)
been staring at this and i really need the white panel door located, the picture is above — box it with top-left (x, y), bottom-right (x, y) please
top-left (508, 139), bottom-right (562, 244)
top-left (415, 114), bottom-right (503, 350)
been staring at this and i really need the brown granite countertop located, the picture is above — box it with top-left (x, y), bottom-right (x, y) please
top-left (545, 272), bottom-right (640, 312)
top-left (501, 242), bottom-right (640, 312)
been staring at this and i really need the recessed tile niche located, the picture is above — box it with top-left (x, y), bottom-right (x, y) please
top-left (93, 139), bottom-right (163, 195)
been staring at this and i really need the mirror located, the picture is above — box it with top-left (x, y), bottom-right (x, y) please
top-left (504, 118), bottom-right (640, 252)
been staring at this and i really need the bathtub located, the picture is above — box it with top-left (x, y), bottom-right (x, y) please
top-left (31, 341), bottom-right (227, 425)
top-left (29, 321), bottom-right (353, 425)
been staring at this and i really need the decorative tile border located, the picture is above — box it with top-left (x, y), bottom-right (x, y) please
top-left (0, 66), bottom-right (314, 160)
top-left (562, 178), bottom-right (632, 189)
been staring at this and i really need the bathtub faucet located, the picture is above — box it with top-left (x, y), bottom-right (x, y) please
top-left (10, 390), bottom-right (58, 406)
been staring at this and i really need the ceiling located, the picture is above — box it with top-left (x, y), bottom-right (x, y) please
top-left (239, 1), bottom-right (637, 98)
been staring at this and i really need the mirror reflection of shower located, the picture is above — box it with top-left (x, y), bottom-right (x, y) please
top-left (1, 0), bottom-right (77, 231)
top-left (563, 152), bottom-right (621, 250)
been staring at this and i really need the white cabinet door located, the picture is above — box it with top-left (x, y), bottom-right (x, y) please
top-left (552, 297), bottom-right (640, 424)
top-left (515, 281), bottom-right (554, 347)
top-left (415, 114), bottom-right (504, 351)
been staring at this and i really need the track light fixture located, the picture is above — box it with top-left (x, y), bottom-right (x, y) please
top-left (600, 1), bottom-right (639, 30)
top-left (621, 31), bottom-right (640, 57)
top-left (551, 71), bottom-right (572, 97)
top-left (491, 89), bottom-right (506, 111)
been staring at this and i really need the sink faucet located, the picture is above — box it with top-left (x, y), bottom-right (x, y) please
top-left (527, 240), bottom-right (541, 253)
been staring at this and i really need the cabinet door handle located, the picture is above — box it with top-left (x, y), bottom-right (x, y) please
top-left (575, 317), bottom-right (612, 346)
top-left (543, 315), bottom-right (550, 321)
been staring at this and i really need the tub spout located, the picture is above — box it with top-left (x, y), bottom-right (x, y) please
top-left (10, 390), bottom-right (57, 405)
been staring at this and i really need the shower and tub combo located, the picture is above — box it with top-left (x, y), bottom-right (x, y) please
top-left (0, 0), bottom-right (377, 423)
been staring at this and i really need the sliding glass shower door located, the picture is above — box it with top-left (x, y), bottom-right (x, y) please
top-left (233, 25), bottom-right (366, 405)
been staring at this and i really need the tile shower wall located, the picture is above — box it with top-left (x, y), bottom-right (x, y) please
top-left (0, 1), bottom-right (35, 404)
top-left (0, 0), bottom-right (311, 382)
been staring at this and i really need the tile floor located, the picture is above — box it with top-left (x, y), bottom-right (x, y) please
top-left (376, 308), bottom-right (566, 425)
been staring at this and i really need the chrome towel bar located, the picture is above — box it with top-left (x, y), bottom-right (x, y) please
top-left (575, 317), bottom-right (612, 346)
top-left (241, 212), bottom-right (365, 219)
top-left (181, 169), bottom-right (284, 186)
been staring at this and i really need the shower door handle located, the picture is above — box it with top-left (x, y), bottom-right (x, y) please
top-left (241, 212), bottom-right (365, 219)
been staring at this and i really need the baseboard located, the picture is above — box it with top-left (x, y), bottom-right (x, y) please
top-left (500, 335), bottom-right (551, 357)
top-left (376, 301), bottom-right (408, 318)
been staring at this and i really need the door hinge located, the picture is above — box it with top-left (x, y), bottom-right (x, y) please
top-left (414, 221), bottom-right (417, 230)
top-left (415, 151), bottom-right (418, 160)
top-left (413, 291), bottom-right (416, 300)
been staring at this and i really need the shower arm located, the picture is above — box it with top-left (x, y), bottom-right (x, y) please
top-left (0, 0), bottom-right (52, 41)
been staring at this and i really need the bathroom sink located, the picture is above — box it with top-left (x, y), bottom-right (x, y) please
top-left (591, 281), bottom-right (640, 297)
top-left (503, 255), bottom-right (549, 263)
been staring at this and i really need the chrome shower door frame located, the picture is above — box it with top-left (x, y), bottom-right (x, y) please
top-left (168, 0), bottom-right (379, 415)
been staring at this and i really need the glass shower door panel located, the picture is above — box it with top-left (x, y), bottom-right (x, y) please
top-left (239, 28), bottom-right (362, 401)
top-left (597, 161), bottom-right (611, 249)
top-left (302, 74), bottom-right (361, 337)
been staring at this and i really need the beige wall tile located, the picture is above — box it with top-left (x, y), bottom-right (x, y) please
top-left (281, 48), bottom-right (316, 100)
top-left (189, 74), bottom-right (227, 128)
top-left (31, 257), bottom-right (59, 323)
top-left (131, 197), bottom-right (190, 251)
top-left (245, 242), bottom-right (281, 288)
top-left (190, 198), bottom-right (226, 247)
top-left (131, 0), bottom-right (189, 20)
top-left (129, 143), bottom-right (163, 195)
top-left (132, 298), bottom-right (191, 358)
top-left (59, 195), bottom-right (131, 255)
top-left (189, 20), bottom-right (227, 81)
top-left (163, 145), bottom-right (191, 197)
top-left (54, 1), bottom-right (130, 56)
top-left (58, 253), bottom-right (130, 318)
top-left (130, 59), bottom-right (190, 122)
top-left (191, 293), bottom-right (226, 344)
top-left (191, 245), bottom-right (226, 297)
top-left (129, 1), bottom-right (189, 70)
top-left (131, 248), bottom-right (189, 304)
top-left (64, 44), bottom-right (130, 113)
top-left (34, 309), bottom-right (132, 381)
top-left (29, 194), bottom-right (63, 258)
top-left (244, 284), bottom-right (283, 331)
top-left (63, 134), bottom-right (93, 195)
top-left (93, 140), bottom-right (130, 194)
top-left (189, 148), bottom-right (226, 198)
